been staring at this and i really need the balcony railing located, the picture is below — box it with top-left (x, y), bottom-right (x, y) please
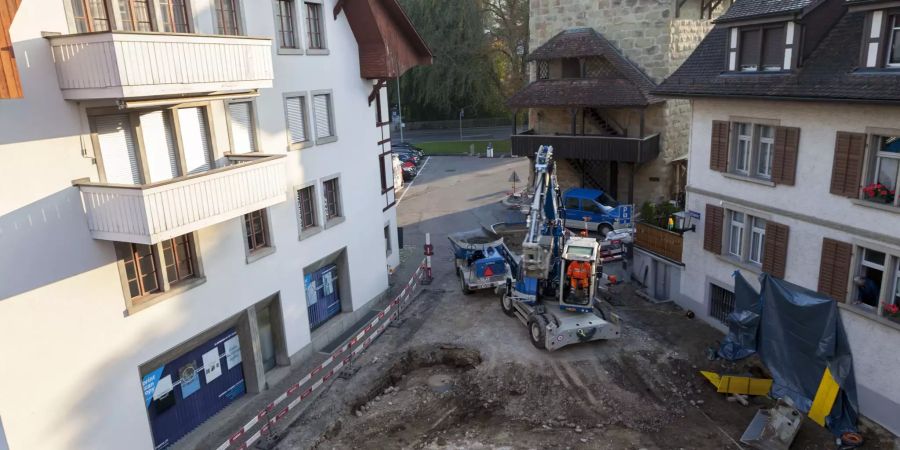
top-left (634, 222), bottom-right (684, 263)
top-left (77, 155), bottom-right (286, 245)
top-left (511, 131), bottom-right (660, 163)
top-left (47, 31), bottom-right (273, 100)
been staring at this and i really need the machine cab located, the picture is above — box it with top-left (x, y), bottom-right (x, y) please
top-left (558, 237), bottom-right (599, 313)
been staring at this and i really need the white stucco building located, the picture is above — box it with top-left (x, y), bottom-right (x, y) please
top-left (656, 0), bottom-right (900, 436)
top-left (0, 0), bottom-right (430, 448)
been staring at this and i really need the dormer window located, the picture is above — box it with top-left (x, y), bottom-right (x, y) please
top-left (738, 25), bottom-right (785, 72)
top-left (887, 14), bottom-right (900, 67)
top-left (861, 10), bottom-right (900, 69)
top-left (562, 58), bottom-right (581, 78)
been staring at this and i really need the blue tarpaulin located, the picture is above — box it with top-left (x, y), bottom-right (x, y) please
top-left (719, 272), bottom-right (859, 436)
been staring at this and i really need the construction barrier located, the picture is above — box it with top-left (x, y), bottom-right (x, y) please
top-left (216, 260), bottom-right (428, 450)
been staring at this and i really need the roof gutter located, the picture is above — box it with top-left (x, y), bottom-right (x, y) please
top-left (651, 91), bottom-right (900, 106)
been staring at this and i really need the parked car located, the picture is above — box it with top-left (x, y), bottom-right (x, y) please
top-left (401, 161), bottom-right (417, 181)
top-left (394, 151), bottom-right (421, 166)
top-left (392, 142), bottom-right (424, 157)
top-left (562, 188), bottom-right (631, 236)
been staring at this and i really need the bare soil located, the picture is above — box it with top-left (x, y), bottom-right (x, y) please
top-left (301, 287), bottom-right (893, 450)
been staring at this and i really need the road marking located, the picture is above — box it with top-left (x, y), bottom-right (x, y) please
top-left (396, 156), bottom-right (431, 206)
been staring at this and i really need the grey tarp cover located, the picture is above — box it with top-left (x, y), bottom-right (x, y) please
top-left (718, 270), bottom-right (761, 360)
top-left (720, 272), bottom-right (859, 435)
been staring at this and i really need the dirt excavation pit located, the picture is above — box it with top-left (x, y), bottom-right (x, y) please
top-left (312, 342), bottom-right (759, 450)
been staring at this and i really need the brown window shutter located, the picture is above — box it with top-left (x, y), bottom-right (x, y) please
top-left (829, 132), bottom-right (866, 198)
top-left (762, 222), bottom-right (789, 278)
top-left (710, 121), bottom-right (730, 172)
top-left (772, 126), bottom-right (800, 185)
top-left (703, 204), bottom-right (724, 254)
top-left (817, 238), bottom-right (853, 301)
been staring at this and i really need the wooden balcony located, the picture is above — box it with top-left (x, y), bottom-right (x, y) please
top-left (76, 155), bottom-right (286, 245)
top-left (634, 222), bottom-right (684, 263)
top-left (47, 31), bottom-right (273, 100)
top-left (511, 131), bottom-right (660, 163)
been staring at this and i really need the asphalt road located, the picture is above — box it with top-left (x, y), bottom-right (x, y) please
top-left (392, 125), bottom-right (514, 144)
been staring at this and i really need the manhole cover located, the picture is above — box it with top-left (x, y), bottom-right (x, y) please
top-left (426, 373), bottom-right (454, 393)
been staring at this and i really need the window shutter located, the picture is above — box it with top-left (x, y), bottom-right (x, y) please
top-left (286, 97), bottom-right (307, 144)
top-left (772, 126), bottom-right (800, 185)
top-left (94, 114), bottom-right (142, 184)
top-left (141, 111), bottom-right (179, 182)
top-left (861, 11), bottom-right (884, 68)
top-left (762, 26), bottom-right (785, 69)
top-left (817, 238), bottom-right (853, 301)
top-left (313, 94), bottom-right (332, 139)
top-left (710, 120), bottom-right (730, 172)
top-left (177, 107), bottom-right (212, 174)
top-left (829, 131), bottom-right (866, 197)
top-left (762, 222), bottom-right (789, 279)
top-left (703, 204), bottom-right (724, 254)
top-left (228, 102), bottom-right (256, 154)
top-left (739, 28), bottom-right (761, 69)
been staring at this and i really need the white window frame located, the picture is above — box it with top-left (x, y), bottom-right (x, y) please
top-left (748, 217), bottom-right (766, 265)
top-left (851, 244), bottom-right (900, 321)
top-left (887, 15), bottom-right (900, 68)
top-left (728, 211), bottom-right (745, 258)
top-left (723, 206), bottom-right (768, 269)
top-left (756, 125), bottom-right (775, 178)
top-left (733, 122), bottom-right (752, 175)
top-left (729, 121), bottom-right (775, 181)
top-left (863, 135), bottom-right (900, 208)
top-left (310, 89), bottom-right (337, 145)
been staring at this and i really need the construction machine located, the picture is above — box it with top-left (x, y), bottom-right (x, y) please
top-left (497, 146), bottom-right (621, 350)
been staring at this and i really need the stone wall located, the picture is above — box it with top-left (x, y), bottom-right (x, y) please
top-left (528, 0), bottom-right (727, 198)
top-left (530, 0), bottom-right (673, 83)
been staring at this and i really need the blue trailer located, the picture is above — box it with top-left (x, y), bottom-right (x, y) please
top-left (448, 227), bottom-right (511, 294)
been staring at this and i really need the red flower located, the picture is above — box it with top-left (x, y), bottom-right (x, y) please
top-left (886, 304), bottom-right (900, 315)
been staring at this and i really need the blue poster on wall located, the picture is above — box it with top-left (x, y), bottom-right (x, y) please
top-left (179, 363), bottom-right (201, 399)
top-left (144, 328), bottom-right (245, 450)
top-left (142, 366), bottom-right (165, 408)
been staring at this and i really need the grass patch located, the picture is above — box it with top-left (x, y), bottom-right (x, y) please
top-left (416, 140), bottom-right (511, 155)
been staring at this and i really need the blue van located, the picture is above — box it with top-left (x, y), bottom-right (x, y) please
top-left (562, 188), bottom-right (630, 235)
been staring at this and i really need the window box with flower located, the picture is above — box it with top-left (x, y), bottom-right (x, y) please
top-left (863, 183), bottom-right (896, 204)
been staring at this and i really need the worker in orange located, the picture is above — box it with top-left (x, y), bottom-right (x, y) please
top-left (566, 260), bottom-right (591, 291)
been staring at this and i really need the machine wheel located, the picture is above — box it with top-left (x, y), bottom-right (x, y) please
top-left (598, 223), bottom-right (613, 237)
top-left (500, 294), bottom-right (515, 317)
top-left (528, 315), bottom-right (548, 350)
top-left (460, 273), bottom-right (472, 295)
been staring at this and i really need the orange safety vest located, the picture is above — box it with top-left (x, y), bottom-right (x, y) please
top-left (566, 261), bottom-right (591, 280)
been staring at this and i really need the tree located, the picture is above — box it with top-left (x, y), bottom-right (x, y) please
top-left (483, 0), bottom-right (529, 100)
top-left (391, 0), bottom-right (505, 120)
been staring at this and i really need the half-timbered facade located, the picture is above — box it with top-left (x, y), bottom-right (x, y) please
top-left (656, 0), bottom-right (900, 435)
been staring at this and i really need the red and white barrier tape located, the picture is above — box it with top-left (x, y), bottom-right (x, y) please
top-left (216, 262), bottom-right (426, 450)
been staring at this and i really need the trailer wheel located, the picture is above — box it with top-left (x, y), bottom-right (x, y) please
top-left (460, 274), bottom-right (472, 295)
top-left (500, 294), bottom-right (515, 317)
top-left (528, 315), bottom-right (548, 350)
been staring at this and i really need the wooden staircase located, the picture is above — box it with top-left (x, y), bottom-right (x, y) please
top-left (586, 108), bottom-right (621, 136)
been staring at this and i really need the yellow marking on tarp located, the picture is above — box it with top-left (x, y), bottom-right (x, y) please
top-left (700, 371), bottom-right (773, 396)
top-left (809, 367), bottom-right (840, 427)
